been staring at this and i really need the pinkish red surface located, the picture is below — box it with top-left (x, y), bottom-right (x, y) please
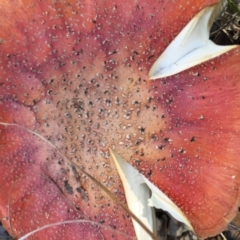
top-left (0, 0), bottom-right (240, 239)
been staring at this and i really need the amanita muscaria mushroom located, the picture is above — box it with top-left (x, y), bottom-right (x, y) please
top-left (0, 0), bottom-right (240, 239)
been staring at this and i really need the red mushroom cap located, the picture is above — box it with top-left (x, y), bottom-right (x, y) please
top-left (0, 0), bottom-right (240, 239)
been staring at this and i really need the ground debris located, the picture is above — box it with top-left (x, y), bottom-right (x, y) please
top-left (211, 0), bottom-right (240, 45)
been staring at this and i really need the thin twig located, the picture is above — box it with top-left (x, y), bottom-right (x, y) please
top-left (0, 122), bottom-right (158, 240)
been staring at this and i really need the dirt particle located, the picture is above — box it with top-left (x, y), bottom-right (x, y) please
top-left (64, 180), bottom-right (74, 195)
